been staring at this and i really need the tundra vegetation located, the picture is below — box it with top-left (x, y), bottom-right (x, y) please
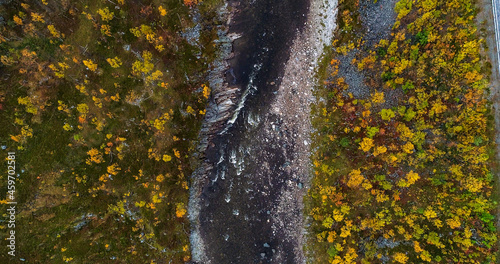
top-left (307, 0), bottom-right (498, 263)
top-left (0, 0), bottom-right (221, 262)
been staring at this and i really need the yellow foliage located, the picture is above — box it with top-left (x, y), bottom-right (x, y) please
top-left (423, 207), bottom-right (437, 220)
top-left (163, 155), bottom-right (172, 162)
top-left (155, 44), bottom-right (164, 52)
top-left (99, 174), bottom-right (108, 182)
top-left (346, 169), bottom-right (363, 188)
top-left (464, 177), bottom-right (483, 193)
top-left (339, 224), bottom-right (351, 238)
top-left (420, 250), bottom-right (432, 262)
top-left (62, 256), bottom-right (73, 262)
top-left (371, 91), bottom-right (385, 104)
top-left (393, 252), bottom-right (408, 263)
top-left (406, 170), bottom-right (420, 185)
top-left (92, 96), bottom-right (103, 108)
top-left (13, 15), bottom-right (23, 25)
top-left (322, 216), bottom-right (333, 229)
top-left (77, 103), bottom-right (89, 114)
top-left (97, 7), bottom-right (114, 22)
top-left (86, 148), bottom-right (103, 164)
top-left (146, 70), bottom-right (163, 83)
top-left (327, 231), bottom-right (336, 243)
top-left (111, 93), bottom-right (120, 101)
top-left (375, 192), bottom-right (389, 203)
top-left (158, 6), bottom-right (167, 16)
top-left (359, 137), bottom-right (374, 152)
top-left (152, 194), bottom-right (161, 204)
top-left (47, 25), bottom-right (61, 38)
top-left (109, 200), bottom-right (126, 215)
top-left (186, 105), bottom-right (195, 115)
top-left (17, 96), bottom-right (30, 105)
top-left (107, 164), bottom-right (121, 175)
top-left (372, 145), bottom-right (387, 157)
top-left (21, 126), bottom-right (33, 138)
top-left (83, 59), bottom-right (97, 72)
top-left (175, 203), bottom-right (187, 218)
top-left (361, 181), bottom-right (373, 190)
top-left (393, 59), bottom-right (411, 74)
top-left (14, 118), bottom-right (24, 125)
top-left (100, 24), bottom-right (111, 36)
top-left (443, 214), bottom-right (459, 229)
top-left (76, 84), bottom-right (87, 94)
top-left (18, 96), bottom-right (38, 114)
top-left (91, 117), bottom-right (105, 131)
top-left (331, 247), bottom-right (357, 264)
top-left (106, 57), bottom-right (122, 68)
top-left (31, 12), bottom-right (45, 23)
top-left (132, 51), bottom-right (154, 75)
top-left (156, 174), bottom-right (165, 182)
top-left (402, 142), bottom-right (414, 153)
top-left (174, 149), bottom-right (181, 159)
top-left (396, 124), bottom-right (413, 141)
top-left (153, 112), bottom-right (170, 131)
top-left (413, 241), bottom-right (423, 253)
top-left (332, 209), bottom-right (344, 222)
top-left (430, 100), bottom-right (447, 117)
top-left (202, 84), bottom-right (210, 99)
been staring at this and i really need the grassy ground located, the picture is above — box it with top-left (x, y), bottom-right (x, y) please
top-left (0, 0), bottom-right (221, 263)
top-left (306, 0), bottom-right (498, 263)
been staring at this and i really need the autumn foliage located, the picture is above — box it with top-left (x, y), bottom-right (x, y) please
top-left (307, 0), bottom-right (497, 263)
top-left (0, 0), bottom-right (220, 262)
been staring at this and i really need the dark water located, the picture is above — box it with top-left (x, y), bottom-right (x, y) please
top-left (198, 0), bottom-right (309, 263)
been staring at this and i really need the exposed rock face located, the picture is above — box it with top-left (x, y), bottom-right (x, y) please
top-left (188, 5), bottom-right (235, 262)
top-left (195, 5), bottom-right (235, 152)
top-left (189, 0), bottom-right (338, 263)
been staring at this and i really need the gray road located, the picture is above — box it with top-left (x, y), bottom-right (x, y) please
top-left (493, 0), bottom-right (500, 73)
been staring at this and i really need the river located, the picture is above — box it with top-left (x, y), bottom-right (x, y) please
top-left (189, 0), bottom-right (338, 263)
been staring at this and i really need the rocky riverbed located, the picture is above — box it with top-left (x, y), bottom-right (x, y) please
top-left (188, 0), bottom-right (338, 263)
